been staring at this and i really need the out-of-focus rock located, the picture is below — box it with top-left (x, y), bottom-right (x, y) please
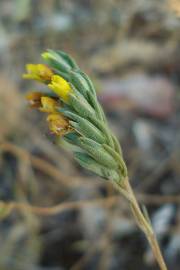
top-left (151, 204), bottom-right (175, 236)
top-left (36, 13), bottom-right (73, 32)
top-left (165, 234), bottom-right (180, 267)
top-left (111, 216), bottom-right (135, 238)
top-left (0, 26), bottom-right (10, 52)
top-left (80, 206), bottom-right (107, 240)
top-left (90, 39), bottom-right (177, 73)
top-left (133, 120), bottom-right (155, 151)
top-left (99, 74), bottom-right (175, 118)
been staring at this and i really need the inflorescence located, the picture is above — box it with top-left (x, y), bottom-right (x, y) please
top-left (23, 50), bottom-right (127, 183)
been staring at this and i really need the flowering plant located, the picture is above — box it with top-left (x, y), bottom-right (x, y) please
top-left (24, 50), bottom-right (167, 270)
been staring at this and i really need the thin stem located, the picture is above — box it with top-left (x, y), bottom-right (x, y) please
top-left (113, 177), bottom-right (168, 270)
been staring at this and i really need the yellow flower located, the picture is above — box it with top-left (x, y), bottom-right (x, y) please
top-left (47, 113), bottom-right (72, 136)
top-left (26, 92), bottom-right (58, 113)
top-left (23, 64), bottom-right (53, 82)
top-left (48, 75), bottom-right (72, 103)
top-left (40, 97), bottom-right (58, 113)
top-left (26, 91), bottom-right (43, 108)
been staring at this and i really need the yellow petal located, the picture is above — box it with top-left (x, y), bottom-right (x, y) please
top-left (23, 64), bottom-right (53, 82)
top-left (47, 113), bottom-right (71, 136)
top-left (40, 97), bottom-right (58, 113)
top-left (48, 75), bottom-right (72, 103)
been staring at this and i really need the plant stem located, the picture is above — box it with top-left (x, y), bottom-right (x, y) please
top-left (112, 177), bottom-right (168, 270)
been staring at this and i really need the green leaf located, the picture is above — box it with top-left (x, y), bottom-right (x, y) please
top-left (86, 116), bottom-right (114, 148)
top-left (112, 134), bottom-right (122, 156)
top-left (78, 71), bottom-right (97, 95)
top-left (56, 50), bottom-right (79, 69)
top-left (103, 144), bottom-right (127, 177)
top-left (64, 132), bottom-right (81, 146)
top-left (42, 50), bottom-right (71, 74)
top-left (70, 71), bottom-right (90, 98)
top-left (69, 115), bottom-right (106, 144)
top-left (79, 137), bottom-right (118, 169)
top-left (74, 152), bottom-right (119, 181)
top-left (61, 107), bottom-right (114, 149)
top-left (87, 91), bottom-right (105, 121)
top-left (69, 94), bottom-right (95, 119)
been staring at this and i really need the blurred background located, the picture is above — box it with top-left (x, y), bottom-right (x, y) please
top-left (0, 0), bottom-right (180, 269)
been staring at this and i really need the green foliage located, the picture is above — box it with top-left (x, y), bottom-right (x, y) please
top-left (74, 152), bottom-right (120, 181)
top-left (70, 71), bottom-right (89, 98)
top-left (69, 116), bottom-right (106, 144)
top-left (79, 137), bottom-right (119, 169)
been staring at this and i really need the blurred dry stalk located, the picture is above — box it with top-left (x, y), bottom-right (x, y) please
top-left (0, 140), bottom-right (179, 216)
top-left (1, 141), bottom-right (180, 208)
top-left (0, 141), bottom-right (103, 188)
top-left (0, 121), bottom-right (179, 270)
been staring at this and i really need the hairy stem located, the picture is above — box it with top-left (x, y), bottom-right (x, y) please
top-left (112, 177), bottom-right (168, 270)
